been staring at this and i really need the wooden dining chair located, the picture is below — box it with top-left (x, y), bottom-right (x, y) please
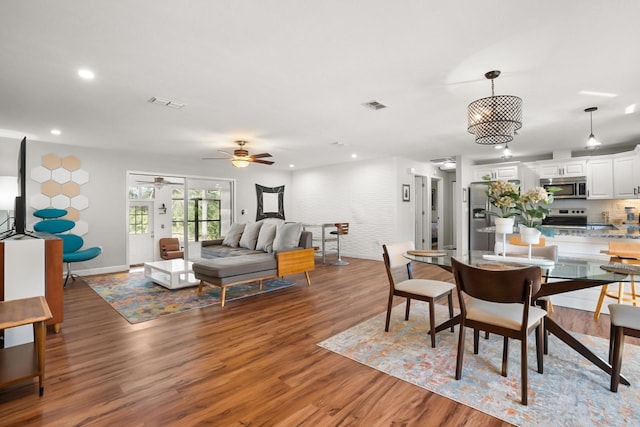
top-left (608, 304), bottom-right (640, 392)
top-left (594, 241), bottom-right (640, 319)
top-left (382, 242), bottom-right (455, 348)
top-left (450, 257), bottom-right (547, 405)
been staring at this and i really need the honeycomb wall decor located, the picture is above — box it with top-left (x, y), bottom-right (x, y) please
top-left (30, 154), bottom-right (90, 235)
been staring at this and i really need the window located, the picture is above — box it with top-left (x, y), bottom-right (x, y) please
top-left (172, 188), bottom-right (221, 241)
top-left (129, 205), bottom-right (149, 234)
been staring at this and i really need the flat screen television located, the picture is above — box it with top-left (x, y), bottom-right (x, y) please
top-left (0, 137), bottom-right (30, 240)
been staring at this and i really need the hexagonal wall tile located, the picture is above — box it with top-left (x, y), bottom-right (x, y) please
top-left (41, 180), bottom-right (61, 197)
top-left (51, 168), bottom-right (71, 184)
top-left (61, 155), bottom-right (81, 171)
top-left (42, 154), bottom-right (61, 170)
top-left (30, 194), bottom-right (51, 210)
top-left (51, 194), bottom-right (70, 209)
top-left (31, 166), bottom-right (52, 183)
top-left (70, 194), bottom-right (89, 211)
top-left (65, 207), bottom-right (80, 221)
top-left (71, 169), bottom-right (89, 185)
top-left (62, 181), bottom-right (81, 197)
top-left (73, 220), bottom-right (88, 236)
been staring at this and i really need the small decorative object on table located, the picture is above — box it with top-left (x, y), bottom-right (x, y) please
top-left (515, 186), bottom-right (557, 259)
top-left (483, 178), bottom-right (519, 257)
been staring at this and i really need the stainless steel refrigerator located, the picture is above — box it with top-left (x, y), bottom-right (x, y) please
top-left (468, 180), bottom-right (520, 251)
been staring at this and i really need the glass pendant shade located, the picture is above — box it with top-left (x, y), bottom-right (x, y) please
top-left (468, 71), bottom-right (522, 145)
top-left (585, 107), bottom-right (601, 150)
top-left (231, 157), bottom-right (251, 168)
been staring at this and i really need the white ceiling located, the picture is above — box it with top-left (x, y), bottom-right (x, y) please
top-left (1, 1), bottom-right (639, 171)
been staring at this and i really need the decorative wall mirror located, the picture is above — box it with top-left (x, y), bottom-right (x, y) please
top-left (255, 184), bottom-right (285, 220)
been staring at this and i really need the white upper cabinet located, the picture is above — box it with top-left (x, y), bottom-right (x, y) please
top-left (472, 164), bottom-right (519, 182)
top-left (613, 154), bottom-right (640, 198)
top-left (587, 158), bottom-right (613, 199)
top-left (538, 160), bottom-right (586, 178)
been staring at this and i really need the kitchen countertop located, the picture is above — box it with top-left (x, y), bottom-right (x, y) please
top-left (477, 224), bottom-right (640, 239)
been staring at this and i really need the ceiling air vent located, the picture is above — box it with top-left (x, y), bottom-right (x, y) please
top-left (148, 96), bottom-right (185, 109)
top-left (362, 100), bottom-right (387, 110)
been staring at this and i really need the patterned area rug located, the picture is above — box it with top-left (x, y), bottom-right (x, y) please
top-left (318, 303), bottom-right (640, 427)
top-left (86, 270), bottom-right (294, 324)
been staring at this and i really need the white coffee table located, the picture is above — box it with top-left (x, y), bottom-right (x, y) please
top-left (143, 259), bottom-right (199, 289)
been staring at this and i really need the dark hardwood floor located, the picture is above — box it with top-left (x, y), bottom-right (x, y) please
top-left (0, 257), bottom-right (627, 426)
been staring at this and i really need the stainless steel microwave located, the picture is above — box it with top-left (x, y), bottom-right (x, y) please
top-left (539, 176), bottom-right (587, 199)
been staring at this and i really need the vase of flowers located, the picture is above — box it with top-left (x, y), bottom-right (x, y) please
top-left (515, 186), bottom-right (557, 247)
top-left (484, 178), bottom-right (519, 234)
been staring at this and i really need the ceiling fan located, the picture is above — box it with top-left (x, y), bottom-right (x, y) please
top-left (203, 140), bottom-right (274, 168)
top-left (135, 176), bottom-right (182, 188)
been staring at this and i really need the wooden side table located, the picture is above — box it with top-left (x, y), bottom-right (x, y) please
top-left (0, 296), bottom-right (52, 396)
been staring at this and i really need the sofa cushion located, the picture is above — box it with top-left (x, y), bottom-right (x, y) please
top-left (273, 222), bottom-right (303, 252)
top-left (222, 223), bottom-right (246, 247)
top-left (193, 253), bottom-right (277, 280)
top-left (255, 222), bottom-right (277, 253)
top-left (239, 221), bottom-right (263, 250)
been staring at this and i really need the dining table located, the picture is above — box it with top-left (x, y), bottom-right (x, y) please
top-left (404, 249), bottom-right (635, 386)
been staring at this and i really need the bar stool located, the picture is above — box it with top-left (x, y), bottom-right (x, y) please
top-left (608, 304), bottom-right (640, 392)
top-left (594, 241), bottom-right (640, 319)
top-left (330, 223), bottom-right (349, 266)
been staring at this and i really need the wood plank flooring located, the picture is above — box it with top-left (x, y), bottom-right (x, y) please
top-left (0, 257), bottom-right (628, 426)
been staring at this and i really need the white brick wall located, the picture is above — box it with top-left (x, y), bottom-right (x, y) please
top-left (291, 158), bottom-right (400, 260)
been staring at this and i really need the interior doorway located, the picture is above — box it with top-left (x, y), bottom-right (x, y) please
top-left (414, 175), bottom-right (444, 250)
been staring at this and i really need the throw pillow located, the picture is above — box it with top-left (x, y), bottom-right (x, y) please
top-left (255, 222), bottom-right (277, 253)
top-left (272, 222), bottom-right (303, 252)
top-left (238, 221), bottom-right (263, 250)
top-left (221, 223), bottom-right (246, 247)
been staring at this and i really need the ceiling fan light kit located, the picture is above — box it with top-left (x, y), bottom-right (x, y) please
top-left (204, 140), bottom-right (274, 168)
top-left (468, 70), bottom-right (522, 145)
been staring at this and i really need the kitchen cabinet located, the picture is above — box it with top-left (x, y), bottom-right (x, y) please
top-left (538, 160), bottom-right (586, 178)
top-left (613, 155), bottom-right (638, 198)
top-left (472, 164), bottom-right (518, 181)
top-left (587, 158), bottom-right (613, 199)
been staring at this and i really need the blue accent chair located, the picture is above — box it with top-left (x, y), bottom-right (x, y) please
top-left (33, 208), bottom-right (102, 287)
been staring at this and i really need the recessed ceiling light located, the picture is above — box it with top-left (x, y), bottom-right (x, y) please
top-left (50, 129), bottom-right (61, 135)
top-left (625, 104), bottom-right (637, 114)
top-left (289, 164), bottom-right (295, 168)
top-left (351, 154), bottom-right (357, 159)
top-left (78, 69), bottom-right (95, 80)
top-left (578, 90), bottom-right (618, 98)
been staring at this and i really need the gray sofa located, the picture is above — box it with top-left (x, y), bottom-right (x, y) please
top-left (192, 227), bottom-right (315, 307)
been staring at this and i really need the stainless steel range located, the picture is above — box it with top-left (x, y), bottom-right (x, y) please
top-left (541, 207), bottom-right (587, 228)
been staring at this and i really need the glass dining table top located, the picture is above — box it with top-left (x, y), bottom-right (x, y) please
top-left (404, 250), bottom-right (638, 283)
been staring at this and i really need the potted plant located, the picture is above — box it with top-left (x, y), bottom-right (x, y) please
top-left (483, 178), bottom-right (519, 234)
top-left (515, 186), bottom-right (557, 244)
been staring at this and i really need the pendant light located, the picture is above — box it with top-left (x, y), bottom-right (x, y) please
top-left (585, 107), bottom-right (601, 150)
top-left (467, 70), bottom-right (522, 145)
top-left (501, 143), bottom-right (512, 160)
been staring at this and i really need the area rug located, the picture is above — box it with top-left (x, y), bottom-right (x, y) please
top-left (86, 270), bottom-right (294, 324)
top-left (318, 303), bottom-right (640, 427)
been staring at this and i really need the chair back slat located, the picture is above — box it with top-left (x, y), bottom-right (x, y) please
top-left (334, 223), bottom-right (349, 235)
top-left (451, 257), bottom-right (540, 304)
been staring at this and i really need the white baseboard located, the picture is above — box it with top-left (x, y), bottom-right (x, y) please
top-left (64, 264), bottom-right (129, 279)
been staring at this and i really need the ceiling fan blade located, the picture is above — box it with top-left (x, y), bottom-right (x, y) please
top-left (202, 157), bottom-right (231, 160)
top-left (217, 150), bottom-right (233, 156)
top-left (252, 159), bottom-right (275, 165)
top-left (250, 152), bottom-right (272, 159)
